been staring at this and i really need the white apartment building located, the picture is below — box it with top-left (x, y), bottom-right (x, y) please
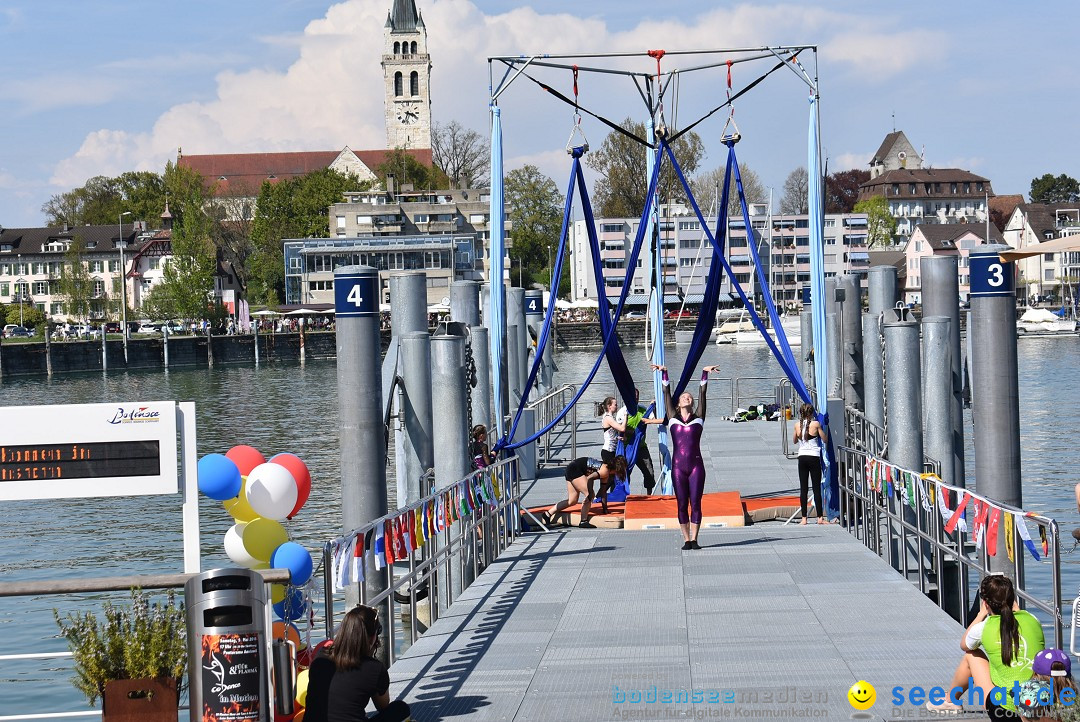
top-left (1002, 203), bottom-right (1080, 301)
top-left (569, 206), bottom-right (870, 308)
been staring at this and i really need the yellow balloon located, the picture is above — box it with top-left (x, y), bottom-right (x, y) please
top-left (223, 477), bottom-right (260, 522)
top-left (243, 518), bottom-right (288, 562)
top-left (271, 582), bottom-right (287, 604)
top-left (295, 669), bottom-right (309, 707)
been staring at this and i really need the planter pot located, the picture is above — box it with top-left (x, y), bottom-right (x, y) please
top-left (102, 677), bottom-right (178, 722)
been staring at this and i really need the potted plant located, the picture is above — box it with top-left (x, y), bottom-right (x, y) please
top-left (54, 588), bottom-right (187, 721)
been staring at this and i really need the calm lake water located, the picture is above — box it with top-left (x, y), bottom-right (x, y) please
top-left (1, 338), bottom-right (1079, 714)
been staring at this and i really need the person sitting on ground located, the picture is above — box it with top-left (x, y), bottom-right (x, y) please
top-left (926, 574), bottom-right (1045, 717)
top-left (470, 424), bottom-right (495, 470)
top-left (543, 456), bottom-right (627, 528)
top-left (1015, 649), bottom-right (1080, 721)
top-left (304, 604), bottom-right (411, 722)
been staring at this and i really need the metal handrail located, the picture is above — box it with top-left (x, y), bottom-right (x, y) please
top-left (321, 456), bottom-right (523, 667)
top-left (837, 443), bottom-right (1063, 648)
top-left (525, 384), bottom-right (577, 466)
top-left (0, 569), bottom-right (291, 722)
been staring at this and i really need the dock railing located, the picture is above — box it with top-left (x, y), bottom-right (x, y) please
top-left (321, 455), bottom-right (522, 666)
top-left (525, 384), bottom-right (577, 467)
top-left (0, 569), bottom-right (291, 721)
top-left (836, 438), bottom-right (1063, 648)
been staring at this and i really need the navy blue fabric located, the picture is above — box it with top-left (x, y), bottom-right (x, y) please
top-left (663, 141), bottom-right (813, 407)
top-left (498, 147), bottom-right (665, 451)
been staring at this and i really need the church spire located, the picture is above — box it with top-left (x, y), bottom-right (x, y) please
top-left (389, 0), bottom-right (419, 33)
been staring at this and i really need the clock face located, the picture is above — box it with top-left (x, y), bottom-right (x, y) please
top-left (397, 104), bottom-right (420, 125)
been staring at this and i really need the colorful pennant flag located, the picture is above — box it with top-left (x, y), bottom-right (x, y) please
top-left (1004, 512), bottom-right (1015, 563)
top-left (944, 492), bottom-right (970, 535)
top-left (1016, 513), bottom-right (1041, 561)
top-left (986, 507), bottom-right (1001, 557)
top-left (373, 525), bottom-right (386, 571)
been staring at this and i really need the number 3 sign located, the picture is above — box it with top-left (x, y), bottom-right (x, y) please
top-left (969, 250), bottom-right (1015, 298)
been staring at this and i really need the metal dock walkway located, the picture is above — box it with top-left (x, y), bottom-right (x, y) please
top-left (388, 418), bottom-right (969, 721)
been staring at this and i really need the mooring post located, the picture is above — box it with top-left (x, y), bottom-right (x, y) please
top-left (920, 255), bottom-right (966, 489)
top-left (883, 312), bottom-right (925, 578)
top-left (470, 326), bottom-right (492, 432)
top-left (839, 274), bottom-right (863, 409)
top-left (826, 312), bottom-right (841, 398)
top-left (207, 323), bottom-right (214, 368)
top-left (163, 325), bottom-right (170, 370)
top-left (432, 334), bottom-right (472, 596)
top-left (390, 271), bottom-right (429, 338)
top-left (101, 320), bottom-right (108, 372)
top-left (43, 327), bottom-right (52, 377)
top-left (334, 265), bottom-right (389, 658)
top-left (507, 288), bottom-right (535, 479)
top-left (253, 319), bottom-right (260, 366)
top-left (800, 308), bottom-right (813, 388)
top-left (400, 332), bottom-right (434, 509)
top-left (863, 265), bottom-right (899, 431)
top-left (451, 281), bottom-right (481, 327)
top-left (524, 289), bottom-right (545, 393)
top-left (969, 245), bottom-right (1022, 578)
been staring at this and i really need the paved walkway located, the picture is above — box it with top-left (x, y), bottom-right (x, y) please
top-left (388, 416), bottom-right (971, 721)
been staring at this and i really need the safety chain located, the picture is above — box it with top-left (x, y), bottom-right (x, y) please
top-left (878, 311), bottom-right (888, 459)
top-left (464, 330), bottom-right (477, 436)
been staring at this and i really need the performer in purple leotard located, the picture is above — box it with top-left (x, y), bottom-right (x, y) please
top-left (645, 363), bottom-right (718, 550)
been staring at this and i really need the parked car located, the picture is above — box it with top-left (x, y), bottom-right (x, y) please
top-left (664, 310), bottom-right (695, 320)
top-left (104, 322), bottom-right (122, 334)
top-left (2, 324), bottom-right (18, 338)
top-left (63, 324), bottom-right (100, 340)
top-left (162, 321), bottom-right (185, 334)
top-left (137, 322), bottom-right (160, 335)
top-left (6, 326), bottom-right (33, 338)
top-left (625, 311), bottom-right (647, 320)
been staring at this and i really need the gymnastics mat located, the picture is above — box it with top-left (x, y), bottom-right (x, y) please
top-left (622, 491), bottom-right (745, 530)
top-left (742, 494), bottom-right (812, 522)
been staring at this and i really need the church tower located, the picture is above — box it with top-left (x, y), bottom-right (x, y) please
top-left (382, 0), bottom-right (432, 151)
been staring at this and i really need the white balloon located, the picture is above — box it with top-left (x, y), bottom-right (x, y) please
top-left (245, 462), bottom-right (299, 521)
top-left (223, 523), bottom-right (260, 568)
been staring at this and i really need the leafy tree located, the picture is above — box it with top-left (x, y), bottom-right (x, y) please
top-left (248, 168), bottom-right (368, 304)
top-left (504, 165), bottom-right (563, 288)
top-left (1029, 173), bottom-right (1080, 204)
top-left (853, 195), bottom-right (898, 248)
top-left (779, 167), bottom-right (809, 215)
top-left (57, 233), bottom-right (95, 322)
top-left (41, 172), bottom-right (166, 227)
top-left (586, 118), bottom-right (705, 217)
top-left (824, 168), bottom-right (870, 214)
top-left (690, 163), bottom-right (767, 219)
top-left (142, 163), bottom-right (217, 321)
top-left (376, 148), bottom-right (449, 191)
top-left (432, 121), bottom-right (490, 188)
top-left (3, 303), bottom-right (45, 330)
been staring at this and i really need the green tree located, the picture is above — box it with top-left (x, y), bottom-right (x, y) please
top-left (41, 173), bottom-right (167, 228)
top-left (1029, 173), bottom-right (1080, 204)
top-left (376, 148), bottom-right (449, 191)
top-left (4, 303), bottom-right (45, 330)
top-left (853, 195), bottom-right (898, 248)
top-left (142, 163), bottom-right (217, 321)
top-left (57, 233), bottom-right (95, 322)
top-left (504, 165), bottom-right (563, 288)
top-left (779, 167), bottom-right (809, 215)
top-left (586, 118), bottom-right (705, 217)
top-left (248, 168), bottom-right (367, 304)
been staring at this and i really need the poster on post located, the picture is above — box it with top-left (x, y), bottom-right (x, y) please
top-left (200, 632), bottom-right (262, 721)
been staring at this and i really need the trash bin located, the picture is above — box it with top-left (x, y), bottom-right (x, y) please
top-left (185, 567), bottom-right (269, 722)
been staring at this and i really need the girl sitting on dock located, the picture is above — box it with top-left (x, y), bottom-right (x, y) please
top-left (645, 364), bottom-right (719, 550)
top-left (304, 604), bottom-right (412, 722)
top-left (544, 455), bottom-right (627, 528)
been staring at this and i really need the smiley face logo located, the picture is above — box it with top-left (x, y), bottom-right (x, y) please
top-left (848, 680), bottom-right (876, 710)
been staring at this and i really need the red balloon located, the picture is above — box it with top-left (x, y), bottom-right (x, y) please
top-left (227, 445), bottom-right (266, 476)
top-left (297, 638), bottom-right (331, 669)
top-left (272, 453), bottom-right (312, 518)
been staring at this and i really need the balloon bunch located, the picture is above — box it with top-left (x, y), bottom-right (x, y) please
top-left (197, 445), bottom-right (314, 624)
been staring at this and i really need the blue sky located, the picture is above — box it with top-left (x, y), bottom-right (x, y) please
top-left (1, 0), bottom-right (1078, 226)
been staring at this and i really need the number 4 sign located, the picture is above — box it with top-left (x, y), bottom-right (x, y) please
top-left (969, 250), bottom-right (1015, 298)
top-left (334, 270), bottom-right (379, 317)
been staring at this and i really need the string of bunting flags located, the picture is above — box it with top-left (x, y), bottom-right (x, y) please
top-left (329, 467), bottom-right (505, 591)
top-left (862, 456), bottom-right (1047, 563)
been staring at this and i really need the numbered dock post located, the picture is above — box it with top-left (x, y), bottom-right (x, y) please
top-left (969, 246), bottom-right (1022, 578)
top-left (524, 289), bottom-right (545, 391)
top-left (334, 265), bottom-right (390, 655)
top-left (921, 255), bottom-right (965, 488)
top-left (432, 334), bottom-right (471, 597)
top-left (400, 331), bottom-right (433, 508)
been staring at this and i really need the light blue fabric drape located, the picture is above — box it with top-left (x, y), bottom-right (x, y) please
top-left (489, 105), bottom-right (506, 439)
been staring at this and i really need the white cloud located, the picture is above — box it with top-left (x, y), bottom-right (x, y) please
top-left (829, 152), bottom-right (870, 172)
top-left (50, 0), bottom-right (948, 191)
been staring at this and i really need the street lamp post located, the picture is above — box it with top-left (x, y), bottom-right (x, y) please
top-left (15, 277), bottom-right (25, 327)
top-left (119, 211), bottom-right (132, 363)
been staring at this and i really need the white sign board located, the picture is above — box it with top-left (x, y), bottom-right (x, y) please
top-left (0, 401), bottom-right (178, 501)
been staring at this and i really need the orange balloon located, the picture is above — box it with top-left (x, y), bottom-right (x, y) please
top-left (272, 621), bottom-right (301, 647)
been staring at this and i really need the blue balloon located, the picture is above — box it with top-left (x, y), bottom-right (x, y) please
top-left (197, 454), bottom-right (242, 501)
top-left (271, 542), bottom-right (314, 586)
top-left (273, 587), bottom-right (306, 622)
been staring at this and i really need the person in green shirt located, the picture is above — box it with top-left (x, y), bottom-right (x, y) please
top-left (927, 574), bottom-right (1045, 717)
